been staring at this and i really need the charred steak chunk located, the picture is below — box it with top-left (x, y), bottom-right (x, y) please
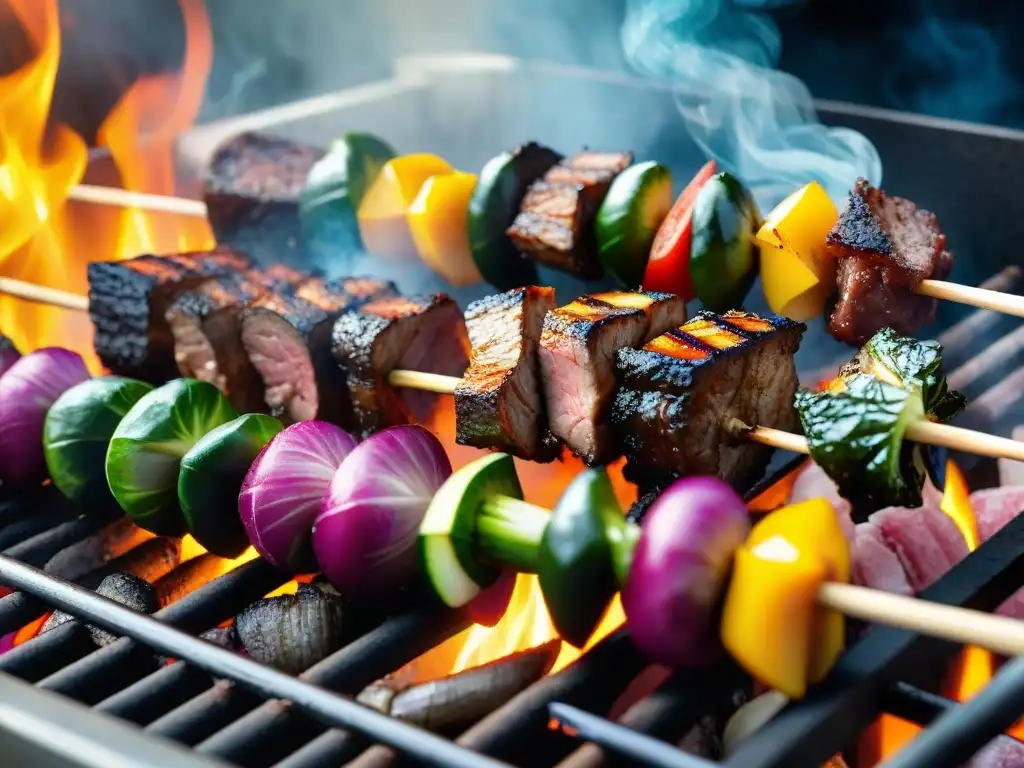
top-left (239, 278), bottom-right (396, 426)
top-left (539, 290), bottom-right (686, 465)
top-left (507, 151), bottom-right (632, 278)
top-left (827, 178), bottom-right (954, 346)
top-left (455, 286), bottom-right (558, 462)
top-left (611, 311), bottom-right (805, 489)
top-left (203, 132), bottom-right (325, 265)
top-left (89, 248), bottom-right (254, 382)
top-left (332, 294), bottom-right (470, 438)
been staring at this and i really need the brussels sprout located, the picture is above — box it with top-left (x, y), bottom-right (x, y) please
top-left (106, 379), bottom-right (238, 536)
top-left (179, 414), bottom-right (283, 558)
top-left (43, 377), bottom-right (153, 508)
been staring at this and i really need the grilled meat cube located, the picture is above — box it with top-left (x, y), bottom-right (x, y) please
top-left (455, 286), bottom-right (558, 461)
top-left (827, 178), bottom-right (954, 346)
top-left (507, 151), bottom-right (632, 278)
top-left (203, 132), bottom-right (325, 265)
top-left (539, 291), bottom-right (687, 464)
top-left (88, 247), bottom-right (254, 382)
top-left (166, 268), bottom-right (309, 412)
top-left (239, 278), bottom-right (396, 426)
top-left (332, 294), bottom-right (470, 437)
top-left (294, 275), bottom-right (397, 309)
top-left (611, 311), bottom-right (805, 488)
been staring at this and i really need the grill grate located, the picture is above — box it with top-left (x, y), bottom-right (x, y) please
top-left (1, 288), bottom-right (1023, 766)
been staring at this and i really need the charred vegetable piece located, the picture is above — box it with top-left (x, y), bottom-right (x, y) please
top-left (234, 581), bottom-right (345, 674)
top-left (467, 143), bottom-right (560, 290)
top-left (0, 349), bottom-right (91, 487)
top-left (537, 468), bottom-right (635, 647)
top-left (689, 172), bottom-right (760, 313)
top-left (595, 162), bottom-right (673, 287)
top-left (300, 132), bottom-right (397, 258)
top-left (106, 379), bottom-right (239, 537)
top-left (357, 153), bottom-right (454, 261)
top-left (796, 329), bottom-right (965, 514)
top-left (721, 499), bottom-right (849, 699)
top-left (44, 377), bottom-right (154, 507)
top-left (623, 476), bottom-right (750, 669)
top-left (643, 160), bottom-right (717, 300)
top-left (756, 182), bottom-right (838, 322)
top-left (408, 171), bottom-right (483, 286)
top-left (178, 414), bottom-right (283, 558)
top-left (203, 132), bottom-right (325, 265)
top-left (418, 453), bottom-right (524, 608)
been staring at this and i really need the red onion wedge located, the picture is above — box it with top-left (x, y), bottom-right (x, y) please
top-left (0, 348), bottom-right (89, 487)
top-left (622, 476), bottom-right (750, 668)
top-left (314, 425), bottom-right (452, 597)
top-left (240, 420), bottom-right (357, 574)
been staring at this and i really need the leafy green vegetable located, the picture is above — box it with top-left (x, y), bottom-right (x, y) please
top-left (796, 374), bottom-right (925, 512)
top-left (44, 377), bottom-right (153, 507)
top-left (106, 379), bottom-right (239, 537)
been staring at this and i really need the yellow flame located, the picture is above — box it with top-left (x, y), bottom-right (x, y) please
top-left (940, 459), bottom-right (978, 551)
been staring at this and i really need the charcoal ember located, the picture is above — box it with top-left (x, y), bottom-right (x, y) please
top-left (199, 624), bottom-right (240, 651)
top-left (332, 293), bottom-right (470, 438)
top-left (88, 248), bottom-right (254, 382)
top-left (539, 291), bottom-right (686, 465)
top-left (826, 178), bottom-right (954, 346)
top-left (203, 132), bottom-right (325, 266)
top-left (153, 553), bottom-right (225, 607)
top-left (455, 286), bottom-right (559, 462)
top-left (234, 581), bottom-right (345, 674)
top-left (42, 517), bottom-right (148, 582)
top-left (41, 573), bottom-right (158, 646)
top-left (611, 311), bottom-right (804, 489)
top-left (105, 536), bottom-right (182, 584)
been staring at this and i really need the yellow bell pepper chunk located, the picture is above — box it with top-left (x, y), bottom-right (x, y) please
top-left (408, 171), bottom-right (482, 287)
top-left (757, 182), bottom-right (839, 322)
top-left (720, 498), bottom-right (850, 699)
top-left (357, 154), bottom-right (453, 261)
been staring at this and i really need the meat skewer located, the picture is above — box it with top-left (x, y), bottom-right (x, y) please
top-left (3, 276), bottom-right (1024, 465)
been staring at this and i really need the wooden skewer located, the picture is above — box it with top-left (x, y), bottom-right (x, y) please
top-left (917, 279), bottom-right (1024, 318)
top-left (3, 276), bottom-right (1024, 463)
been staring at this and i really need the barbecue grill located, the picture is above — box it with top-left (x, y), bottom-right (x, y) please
top-left (4, 55), bottom-right (1024, 768)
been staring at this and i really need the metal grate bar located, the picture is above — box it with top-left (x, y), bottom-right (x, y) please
top-left (548, 703), bottom-right (714, 768)
top-left (96, 660), bottom-right (214, 725)
top-left (2, 513), bottom-right (117, 569)
top-left (723, 510), bottom-right (1024, 768)
top-left (0, 553), bottom-right (510, 768)
top-left (195, 606), bottom-right (468, 765)
top-left (880, 656), bottom-right (1024, 768)
top-left (556, 660), bottom-right (750, 768)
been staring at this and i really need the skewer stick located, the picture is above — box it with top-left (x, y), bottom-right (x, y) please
top-left (67, 185), bottom-right (209, 218)
top-left (917, 279), bottom-right (1024, 318)
top-left (817, 582), bottom-right (1024, 657)
top-left (3, 278), bottom-right (1024, 464)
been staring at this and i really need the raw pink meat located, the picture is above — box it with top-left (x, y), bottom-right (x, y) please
top-left (869, 504), bottom-right (968, 593)
top-left (970, 735), bottom-right (1024, 767)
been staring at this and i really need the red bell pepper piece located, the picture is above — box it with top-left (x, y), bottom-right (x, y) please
top-left (643, 160), bottom-right (718, 300)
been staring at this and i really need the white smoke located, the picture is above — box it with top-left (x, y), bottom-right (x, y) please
top-left (620, 0), bottom-right (883, 211)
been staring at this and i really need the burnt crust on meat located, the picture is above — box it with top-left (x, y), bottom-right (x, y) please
top-left (538, 290), bottom-right (687, 465)
top-left (89, 247), bottom-right (254, 382)
top-left (332, 294), bottom-right (470, 438)
top-left (202, 132), bottom-right (325, 266)
top-left (826, 178), bottom-right (954, 346)
top-left (239, 279), bottom-right (396, 427)
top-left (611, 310), bottom-right (805, 489)
top-left (455, 286), bottom-right (559, 462)
top-left (507, 151), bottom-right (632, 278)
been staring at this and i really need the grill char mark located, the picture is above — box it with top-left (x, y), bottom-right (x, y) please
top-left (507, 151), bottom-right (633, 278)
top-left (826, 178), bottom-right (954, 346)
top-left (455, 286), bottom-right (558, 462)
top-left (88, 248), bottom-right (254, 382)
top-left (202, 132), bottom-right (325, 266)
top-left (332, 294), bottom-right (470, 438)
top-left (610, 310), bottom-right (805, 489)
top-left (239, 277), bottom-right (398, 426)
top-left (538, 290), bottom-right (687, 465)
